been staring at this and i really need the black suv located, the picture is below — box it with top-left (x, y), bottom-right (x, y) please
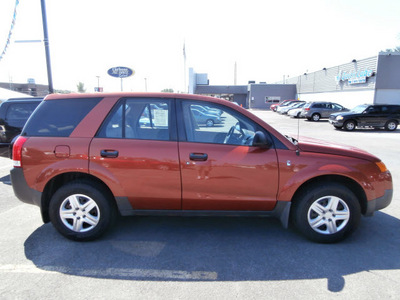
top-left (329, 104), bottom-right (400, 131)
top-left (0, 97), bottom-right (43, 157)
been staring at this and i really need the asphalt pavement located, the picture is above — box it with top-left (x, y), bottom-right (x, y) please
top-left (0, 110), bottom-right (399, 299)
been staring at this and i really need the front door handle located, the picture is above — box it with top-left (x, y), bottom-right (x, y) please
top-left (189, 153), bottom-right (208, 161)
top-left (100, 150), bottom-right (119, 158)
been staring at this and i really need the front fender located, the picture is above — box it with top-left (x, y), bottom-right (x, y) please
top-left (275, 150), bottom-right (387, 202)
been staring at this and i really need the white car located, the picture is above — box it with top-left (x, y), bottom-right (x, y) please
top-left (288, 105), bottom-right (306, 118)
top-left (277, 102), bottom-right (305, 114)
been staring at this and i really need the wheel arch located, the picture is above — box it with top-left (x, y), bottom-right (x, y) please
top-left (40, 172), bottom-right (116, 223)
top-left (289, 175), bottom-right (368, 217)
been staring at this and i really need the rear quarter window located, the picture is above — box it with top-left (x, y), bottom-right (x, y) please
top-left (22, 98), bottom-right (101, 137)
top-left (388, 106), bottom-right (400, 114)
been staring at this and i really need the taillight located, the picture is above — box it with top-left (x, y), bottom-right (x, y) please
top-left (13, 136), bottom-right (28, 168)
top-left (305, 108), bottom-right (310, 111)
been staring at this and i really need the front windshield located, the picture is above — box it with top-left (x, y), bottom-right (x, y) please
top-left (350, 104), bottom-right (368, 113)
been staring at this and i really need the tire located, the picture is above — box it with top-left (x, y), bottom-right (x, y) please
top-left (291, 183), bottom-right (361, 243)
top-left (311, 113), bottom-right (321, 121)
top-left (385, 120), bottom-right (398, 131)
top-left (344, 120), bottom-right (356, 131)
top-left (49, 180), bottom-right (116, 241)
top-left (206, 119), bottom-right (214, 127)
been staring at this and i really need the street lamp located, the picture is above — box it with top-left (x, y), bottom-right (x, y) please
top-left (40, 0), bottom-right (54, 94)
top-left (96, 76), bottom-right (100, 92)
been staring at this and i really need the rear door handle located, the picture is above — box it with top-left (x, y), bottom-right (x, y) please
top-left (189, 153), bottom-right (208, 161)
top-left (100, 150), bottom-right (119, 158)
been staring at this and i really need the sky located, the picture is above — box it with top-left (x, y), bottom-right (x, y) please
top-left (0, 0), bottom-right (399, 93)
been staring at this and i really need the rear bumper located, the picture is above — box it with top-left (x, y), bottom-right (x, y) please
top-left (365, 189), bottom-right (393, 216)
top-left (10, 167), bottom-right (42, 207)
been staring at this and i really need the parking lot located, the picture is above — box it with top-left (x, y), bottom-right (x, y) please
top-left (0, 110), bottom-right (399, 299)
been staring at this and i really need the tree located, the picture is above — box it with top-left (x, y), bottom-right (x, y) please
top-left (77, 82), bottom-right (86, 93)
top-left (161, 88), bottom-right (174, 93)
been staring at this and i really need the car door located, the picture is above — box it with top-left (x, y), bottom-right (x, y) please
top-left (361, 106), bottom-right (383, 126)
top-left (178, 99), bottom-right (279, 211)
top-left (90, 97), bottom-right (181, 210)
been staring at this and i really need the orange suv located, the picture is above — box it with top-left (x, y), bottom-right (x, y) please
top-left (10, 93), bottom-right (393, 243)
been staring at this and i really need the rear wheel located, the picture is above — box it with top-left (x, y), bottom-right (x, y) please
top-left (385, 120), bottom-right (398, 131)
top-left (291, 183), bottom-right (361, 243)
top-left (206, 119), bottom-right (214, 127)
top-left (344, 120), bottom-right (356, 131)
top-left (49, 181), bottom-right (116, 241)
top-left (312, 113), bottom-right (321, 121)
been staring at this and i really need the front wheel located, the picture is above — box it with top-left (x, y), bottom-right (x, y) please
top-left (344, 120), bottom-right (356, 131)
top-left (49, 181), bottom-right (116, 241)
top-left (291, 183), bottom-right (361, 243)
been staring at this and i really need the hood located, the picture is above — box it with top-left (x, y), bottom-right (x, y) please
top-left (330, 111), bottom-right (359, 118)
top-left (297, 136), bottom-right (379, 162)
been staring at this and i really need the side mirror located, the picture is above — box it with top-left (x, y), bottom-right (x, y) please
top-left (253, 131), bottom-right (271, 149)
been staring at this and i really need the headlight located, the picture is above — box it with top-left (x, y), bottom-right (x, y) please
top-left (336, 116), bottom-right (343, 120)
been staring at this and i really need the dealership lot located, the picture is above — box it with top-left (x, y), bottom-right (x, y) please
top-left (0, 110), bottom-right (399, 299)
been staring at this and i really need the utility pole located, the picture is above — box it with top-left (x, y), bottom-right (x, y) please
top-left (234, 61), bottom-right (237, 85)
top-left (40, 0), bottom-right (54, 93)
top-left (183, 41), bottom-right (187, 92)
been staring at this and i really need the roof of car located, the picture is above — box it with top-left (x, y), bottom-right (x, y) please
top-left (45, 92), bottom-right (221, 101)
top-left (6, 97), bottom-right (43, 102)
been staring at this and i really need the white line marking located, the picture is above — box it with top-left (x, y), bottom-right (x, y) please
top-left (0, 264), bottom-right (218, 280)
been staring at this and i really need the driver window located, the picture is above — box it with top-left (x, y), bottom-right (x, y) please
top-left (182, 101), bottom-right (257, 146)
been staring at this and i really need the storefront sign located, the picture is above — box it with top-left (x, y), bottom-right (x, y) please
top-left (335, 69), bottom-right (373, 85)
top-left (107, 66), bottom-right (134, 78)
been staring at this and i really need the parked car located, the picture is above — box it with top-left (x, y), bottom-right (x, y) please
top-left (329, 104), bottom-right (400, 131)
top-left (11, 93), bottom-right (392, 243)
top-left (190, 108), bottom-right (222, 127)
top-left (0, 97), bottom-right (42, 157)
top-left (287, 103), bottom-right (307, 118)
top-left (271, 100), bottom-right (299, 112)
top-left (191, 104), bottom-right (221, 116)
top-left (277, 101), bottom-right (305, 115)
top-left (301, 102), bottom-right (348, 121)
top-left (265, 99), bottom-right (281, 110)
top-left (270, 100), bottom-right (296, 112)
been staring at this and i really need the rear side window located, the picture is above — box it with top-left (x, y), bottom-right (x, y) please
top-left (5, 102), bottom-right (40, 127)
top-left (97, 98), bottom-right (171, 141)
top-left (387, 106), bottom-right (400, 114)
top-left (22, 98), bottom-right (101, 137)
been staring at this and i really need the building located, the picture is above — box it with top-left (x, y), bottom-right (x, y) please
top-left (0, 81), bottom-right (49, 98)
top-left (189, 52), bottom-right (400, 109)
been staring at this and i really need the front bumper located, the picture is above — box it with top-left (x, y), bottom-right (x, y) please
top-left (328, 119), bottom-right (345, 127)
top-left (365, 189), bottom-right (393, 216)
